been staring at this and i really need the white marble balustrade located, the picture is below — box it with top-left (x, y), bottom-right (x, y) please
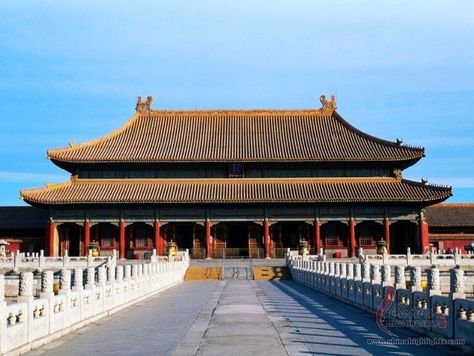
top-left (286, 249), bottom-right (474, 352)
top-left (0, 250), bottom-right (189, 355)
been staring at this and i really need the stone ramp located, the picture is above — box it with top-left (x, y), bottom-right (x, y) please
top-left (253, 266), bottom-right (291, 280)
top-left (185, 267), bottom-right (223, 280)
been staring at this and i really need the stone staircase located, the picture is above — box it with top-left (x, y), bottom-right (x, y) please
top-left (253, 266), bottom-right (292, 280)
top-left (184, 267), bottom-right (223, 280)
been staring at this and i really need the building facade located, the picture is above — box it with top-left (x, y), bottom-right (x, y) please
top-left (20, 95), bottom-right (452, 258)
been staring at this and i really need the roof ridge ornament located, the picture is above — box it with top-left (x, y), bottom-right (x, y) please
top-left (319, 95), bottom-right (337, 113)
top-left (136, 96), bottom-right (153, 113)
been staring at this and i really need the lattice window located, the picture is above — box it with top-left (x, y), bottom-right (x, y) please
top-left (135, 237), bottom-right (149, 248)
top-left (359, 236), bottom-right (374, 247)
top-left (326, 236), bottom-right (339, 247)
top-left (101, 238), bottom-right (114, 248)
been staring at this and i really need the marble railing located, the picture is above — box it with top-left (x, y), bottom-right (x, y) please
top-left (0, 250), bottom-right (111, 271)
top-left (360, 248), bottom-right (474, 267)
top-left (294, 247), bottom-right (474, 267)
top-left (0, 251), bottom-right (189, 355)
top-left (286, 250), bottom-right (474, 352)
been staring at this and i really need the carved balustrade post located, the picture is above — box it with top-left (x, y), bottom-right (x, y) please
top-left (450, 265), bottom-right (466, 300)
top-left (97, 266), bottom-right (107, 286)
top-left (132, 265), bottom-right (138, 280)
top-left (394, 265), bottom-right (406, 289)
top-left (107, 266), bottom-right (115, 283)
top-left (410, 266), bottom-right (422, 292)
top-left (427, 265), bottom-right (441, 296)
top-left (370, 264), bottom-right (381, 284)
top-left (19, 272), bottom-right (33, 298)
top-left (362, 263), bottom-right (370, 282)
top-left (346, 263), bottom-right (354, 280)
top-left (354, 263), bottom-right (362, 281)
top-left (340, 263), bottom-right (347, 278)
top-left (60, 269), bottom-right (71, 293)
top-left (124, 265), bottom-right (131, 281)
top-left (0, 274), bottom-right (4, 303)
top-left (86, 267), bottom-right (95, 288)
top-left (73, 268), bottom-right (83, 291)
top-left (116, 266), bottom-right (124, 282)
top-left (381, 265), bottom-right (392, 287)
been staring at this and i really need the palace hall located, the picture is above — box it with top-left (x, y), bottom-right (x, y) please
top-left (20, 95), bottom-right (452, 259)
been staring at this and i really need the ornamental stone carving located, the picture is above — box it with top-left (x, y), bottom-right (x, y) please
top-left (362, 263), bottom-right (370, 281)
top-left (107, 266), bottom-right (115, 282)
top-left (125, 265), bottom-right (132, 280)
top-left (116, 266), bottom-right (124, 282)
top-left (60, 269), bottom-right (71, 291)
top-left (395, 265), bottom-right (405, 285)
top-left (346, 264), bottom-right (354, 279)
top-left (354, 264), bottom-right (362, 280)
top-left (334, 263), bottom-right (340, 277)
top-left (450, 265), bottom-right (464, 293)
top-left (86, 267), bottom-right (95, 287)
top-left (98, 266), bottom-right (107, 285)
top-left (381, 265), bottom-right (392, 283)
top-left (74, 268), bottom-right (83, 289)
top-left (427, 266), bottom-right (440, 291)
top-left (135, 96), bottom-right (153, 113)
top-left (0, 274), bottom-right (5, 302)
top-left (19, 272), bottom-right (33, 297)
top-left (340, 263), bottom-right (347, 278)
top-left (410, 266), bottom-right (422, 288)
top-left (132, 265), bottom-right (138, 279)
top-left (41, 271), bottom-right (54, 293)
top-left (320, 95), bottom-right (337, 112)
top-left (329, 262), bottom-right (335, 276)
top-left (370, 264), bottom-right (381, 283)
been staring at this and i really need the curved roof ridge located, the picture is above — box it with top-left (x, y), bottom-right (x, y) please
top-left (47, 112), bottom-right (141, 158)
top-left (68, 176), bottom-right (398, 185)
top-left (332, 111), bottom-right (425, 155)
top-left (45, 98), bottom-right (427, 166)
top-left (149, 108), bottom-right (328, 116)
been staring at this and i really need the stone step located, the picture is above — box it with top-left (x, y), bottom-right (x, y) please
top-left (253, 266), bottom-right (292, 280)
top-left (184, 267), bottom-right (223, 280)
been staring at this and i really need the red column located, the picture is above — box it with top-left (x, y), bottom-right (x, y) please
top-left (264, 218), bottom-right (270, 258)
top-left (314, 218), bottom-right (321, 254)
top-left (384, 218), bottom-right (390, 254)
top-left (154, 220), bottom-right (165, 255)
top-left (84, 220), bottom-right (90, 256)
top-left (205, 219), bottom-right (212, 258)
top-left (119, 219), bottom-right (126, 259)
top-left (419, 219), bottom-right (429, 254)
top-left (48, 219), bottom-right (55, 257)
top-left (349, 218), bottom-right (356, 257)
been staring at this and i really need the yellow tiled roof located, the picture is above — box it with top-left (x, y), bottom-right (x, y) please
top-left (47, 108), bottom-right (424, 164)
top-left (20, 177), bottom-right (451, 205)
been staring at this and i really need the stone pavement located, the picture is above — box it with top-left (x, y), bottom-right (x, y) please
top-left (26, 282), bottom-right (219, 356)
top-left (27, 280), bottom-right (463, 355)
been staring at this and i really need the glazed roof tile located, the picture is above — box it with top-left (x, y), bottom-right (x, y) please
top-left (429, 233), bottom-right (474, 241)
top-left (20, 177), bottom-right (451, 206)
top-left (426, 203), bottom-right (474, 227)
top-left (47, 108), bottom-right (425, 164)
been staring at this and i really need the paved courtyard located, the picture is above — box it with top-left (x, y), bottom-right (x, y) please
top-left (27, 280), bottom-right (462, 355)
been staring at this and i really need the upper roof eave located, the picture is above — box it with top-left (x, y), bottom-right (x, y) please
top-left (45, 103), bottom-right (426, 166)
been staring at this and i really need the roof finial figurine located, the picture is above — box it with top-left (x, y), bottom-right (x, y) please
top-left (136, 96), bottom-right (153, 113)
top-left (396, 138), bottom-right (403, 146)
top-left (320, 95), bottom-right (337, 112)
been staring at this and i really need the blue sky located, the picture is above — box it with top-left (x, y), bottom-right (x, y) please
top-left (0, 1), bottom-right (473, 205)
